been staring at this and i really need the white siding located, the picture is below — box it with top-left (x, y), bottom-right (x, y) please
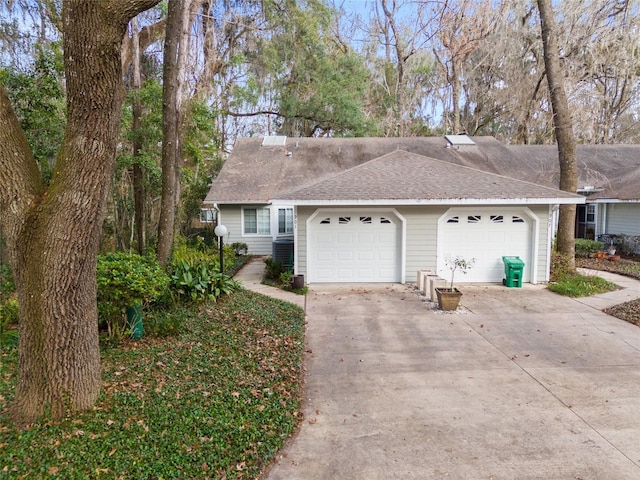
top-left (218, 205), bottom-right (273, 255)
top-left (533, 205), bottom-right (550, 284)
top-left (295, 207), bottom-right (311, 277)
top-left (605, 203), bottom-right (640, 236)
top-left (397, 206), bottom-right (445, 283)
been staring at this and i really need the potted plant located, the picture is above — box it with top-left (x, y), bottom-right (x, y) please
top-left (435, 256), bottom-right (475, 311)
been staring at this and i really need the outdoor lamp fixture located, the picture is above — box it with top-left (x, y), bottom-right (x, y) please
top-left (214, 224), bottom-right (228, 274)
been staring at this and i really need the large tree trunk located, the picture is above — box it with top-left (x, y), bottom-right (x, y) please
top-left (131, 17), bottom-right (146, 255)
top-left (537, 0), bottom-right (578, 273)
top-left (157, 0), bottom-right (192, 266)
top-left (0, 0), bottom-right (161, 426)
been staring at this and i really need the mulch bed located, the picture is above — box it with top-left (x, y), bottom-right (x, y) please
top-left (603, 300), bottom-right (640, 327)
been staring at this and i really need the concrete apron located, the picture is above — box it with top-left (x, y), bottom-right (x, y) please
top-left (265, 282), bottom-right (640, 480)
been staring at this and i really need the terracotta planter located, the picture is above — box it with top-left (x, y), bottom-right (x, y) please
top-left (435, 287), bottom-right (462, 311)
top-left (595, 251), bottom-right (606, 259)
top-left (608, 254), bottom-right (621, 261)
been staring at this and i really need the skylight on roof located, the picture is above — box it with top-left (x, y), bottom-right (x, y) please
top-left (445, 134), bottom-right (475, 146)
top-left (262, 136), bottom-right (287, 146)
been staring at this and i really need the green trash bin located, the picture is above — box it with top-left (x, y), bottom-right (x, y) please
top-left (502, 256), bottom-right (524, 288)
top-left (126, 304), bottom-right (143, 340)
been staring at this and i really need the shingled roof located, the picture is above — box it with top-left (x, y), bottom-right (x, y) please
top-left (276, 150), bottom-right (581, 204)
top-left (504, 145), bottom-right (640, 201)
top-left (204, 136), bottom-right (637, 204)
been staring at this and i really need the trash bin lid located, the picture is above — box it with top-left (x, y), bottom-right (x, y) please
top-left (502, 256), bottom-right (525, 267)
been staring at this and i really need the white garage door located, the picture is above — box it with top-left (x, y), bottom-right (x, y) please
top-left (438, 210), bottom-right (532, 283)
top-left (309, 212), bottom-right (401, 282)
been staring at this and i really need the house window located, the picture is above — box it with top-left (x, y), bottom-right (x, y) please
top-left (278, 208), bottom-right (294, 234)
top-left (244, 207), bottom-right (271, 235)
top-left (199, 208), bottom-right (216, 223)
top-left (586, 205), bottom-right (595, 223)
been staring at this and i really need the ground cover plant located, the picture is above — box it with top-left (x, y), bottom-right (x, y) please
top-left (0, 290), bottom-right (305, 479)
top-left (547, 273), bottom-right (618, 297)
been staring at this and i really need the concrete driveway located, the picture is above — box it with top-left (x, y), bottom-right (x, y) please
top-left (265, 281), bottom-right (640, 480)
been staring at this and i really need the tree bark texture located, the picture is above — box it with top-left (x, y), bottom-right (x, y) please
top-left (0, 0), bottom-right (160, 426)
top-left (157, 0), bottom-right (192, 266)
top-left (537, 0), bottom-right (578, 272)
top-left (131, 18), bottom-right (146, 255)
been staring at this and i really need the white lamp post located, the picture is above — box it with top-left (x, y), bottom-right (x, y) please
top-left (214, 224), bottom-right (228, 274)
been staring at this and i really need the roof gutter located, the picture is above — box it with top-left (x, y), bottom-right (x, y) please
top-left (271, 197), bottom-right (585, 207)
top-left (588, 198), bottom-right (640, 204)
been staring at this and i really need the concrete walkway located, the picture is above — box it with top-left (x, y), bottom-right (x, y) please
top-left (577, 267), bottom-right (640, 309)
top-left (236, 260), bottom-right (640, 479)
top-left (233, 257), bottom-right (306, 310)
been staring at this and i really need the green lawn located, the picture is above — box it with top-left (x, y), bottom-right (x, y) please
top-left (0, 289), bottom-right (305, 479)
top-left (548, 273), bottom-right (618, 297)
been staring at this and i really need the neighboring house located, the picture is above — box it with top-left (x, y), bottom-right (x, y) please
top-left (504, 145), bottom-right (640, 246)
top-left (204, 135), bottom-right (586, 284)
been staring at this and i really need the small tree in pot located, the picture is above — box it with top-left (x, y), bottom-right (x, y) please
top-left (436, 256), bottom-right (476, 311)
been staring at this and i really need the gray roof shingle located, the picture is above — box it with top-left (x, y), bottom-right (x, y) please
top-left (205, 136), bottom-right (638, 204)
top-left (276, 150), bottom-right (582, 203)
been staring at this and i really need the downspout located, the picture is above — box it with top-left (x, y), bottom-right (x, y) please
top-left (213, 203), bottom-right (221, 226)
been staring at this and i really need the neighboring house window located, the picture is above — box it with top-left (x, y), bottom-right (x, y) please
top-left (199, 208), bottom-right (216, 223)
top-left (278, 208), bottom-right (294, 234)
top-left (244, 207), bottom-right (270, 235)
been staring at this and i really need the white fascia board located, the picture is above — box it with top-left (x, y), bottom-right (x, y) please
top-left (205, 200), bottom-right (272, 205)
top-left (590, 198), bottom-right (640, 204)
top-left (270, 199), bottom-right (292, 207)
top-left (271, 197), bottom-right (585, 207)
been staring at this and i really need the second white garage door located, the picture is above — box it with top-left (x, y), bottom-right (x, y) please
top-left (308, 212), bottom-right (402, 282)
top-left (438, 209), bottom-right (534, 283)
